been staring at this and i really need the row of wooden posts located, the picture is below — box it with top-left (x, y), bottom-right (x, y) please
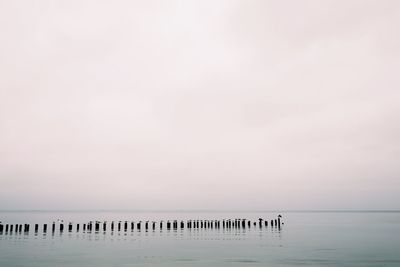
top-left (0, 216), bottom-right (282, 234)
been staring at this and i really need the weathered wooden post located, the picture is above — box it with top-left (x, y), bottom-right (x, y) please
top-left (278, 215), bottom-right (282, 228)
top-left (137, 221), bottom-right (141, 231)
top-left (160, 221), bottom-right (163, 230)
top-left (95, 221), bottom-right (100, 232)
top-left (265, 220), bottom-right (268, 227)
top-left (103, 222), bottom-right (106, 232)
top-left (180, 221), bottom-right (184, 229)
top-left (166, 220), bottom-right (171, 230)
top-left (60, 223), bottom-right (64, 232)
top-left (77, 224), bottom-right (80, 232)
top-left (259, 218), bottom-right (263, 228)
top-left (52, 222), bottom-right (55, 232)
top-left (271, 220), bottom-right (274, 227)
top-left (6, 224), bottom-right (9, 232)
top-left (83, 224), bottom-right (86, 231)
top-left (145, 221), bottom-right (149, 231)
top-left (118, 221), bottom-right (121, 231)
top-left (111, 222), bottom-right (114, 231)
top-left (10, 225), bottom-right (13, 232)
top-left (24, 224), bottom-right (29, 233)
top-left (248, 220), bottom-right (251, 228)
top-left (43, 224), bottom-right (47, 233)
top-left (15, 224), bottom-right (18, 233)
top-left (0, 223), bottom-right (3, 233)
top-left (69, 223), bottom-right (73, 232)
top-left (124, 221), bottom-right (128, 231)
top-left (131, 222), bottom-right (134, 231)
top-left (35, 224), bottom-right (39, 232)
top-left (152, 221), bottom-right (156, 230)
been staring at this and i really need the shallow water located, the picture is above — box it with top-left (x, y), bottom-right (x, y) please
top-left (1, 211), bottom-right (399, 266)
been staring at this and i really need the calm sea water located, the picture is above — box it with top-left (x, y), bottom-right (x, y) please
top-left (0, 211), bottom-right (399, 266)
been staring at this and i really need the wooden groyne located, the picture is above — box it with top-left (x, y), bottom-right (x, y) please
top-left (0, 215), bottom-right (282, 234)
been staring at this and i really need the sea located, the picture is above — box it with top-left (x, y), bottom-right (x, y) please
top-left (0, 211), bottom-right (399, 266)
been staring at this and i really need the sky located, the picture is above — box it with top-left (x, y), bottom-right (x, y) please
top-left (0, 0), bottom-right (399, 210)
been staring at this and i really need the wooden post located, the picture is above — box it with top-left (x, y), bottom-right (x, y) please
top-left (137, 221), bottom-right (141, 231)
top-left (265, 220), bottom-right (268, 227)
top-left (77, 224), bottom-right (80, 232)
top-left (248, 221), bottom-right (251, 228)
top-left (35, 224), bottom-right (39, 232)
top-left (43, 224), bottom-right (47, 232)
top-left (10, 225), bottom-right (13, 232)
top-left (0, 223), bottom-right (3, 233)
top-left (131, 222), bottom-right (134, 231)
top-left (60, 223), bottom-right (64, 232)
top-left (111, 222), bottom-right (114, 231)
top-left (270, 220), bottom-right (274, 227)
top-left (52, 222), bottom-right (55, 232)
top-left (69, 223), bottom-right (73, 232)
top-left (6, 224), bottom-right (9, 232)
top-left (124, 221), bottom-right (128, 231)
top-left (118, 221), bottom-right (121, 231)
top-left (83, 224), bottom-right (86, 231)
top-left (103, 222), bottom-right (106, 232)
top-left (152, 221), bottom-right (156, 230)
top-left (180, 221), bottom-right (184, 229)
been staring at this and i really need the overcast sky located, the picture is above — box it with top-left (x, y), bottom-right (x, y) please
top-left (0, 0), bottom-right (399, 210)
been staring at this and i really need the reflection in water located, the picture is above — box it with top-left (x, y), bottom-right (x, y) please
top-left (1, 211), bottom-right (399, 267)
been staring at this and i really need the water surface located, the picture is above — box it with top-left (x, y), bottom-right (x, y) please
top-left (1, 211), bottom-right (399, 266)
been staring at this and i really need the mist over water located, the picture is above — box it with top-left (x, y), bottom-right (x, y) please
top-left (1, 0), bottom-right (400, 265)
top-left (1, 0), bottom-right (400, 211)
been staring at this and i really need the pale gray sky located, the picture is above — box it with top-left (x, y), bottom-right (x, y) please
top-left (0, 0), bottom-right (399, 210)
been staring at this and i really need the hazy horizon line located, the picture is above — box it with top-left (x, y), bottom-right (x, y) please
top-left (1, 209), bottom-right (399, 213)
